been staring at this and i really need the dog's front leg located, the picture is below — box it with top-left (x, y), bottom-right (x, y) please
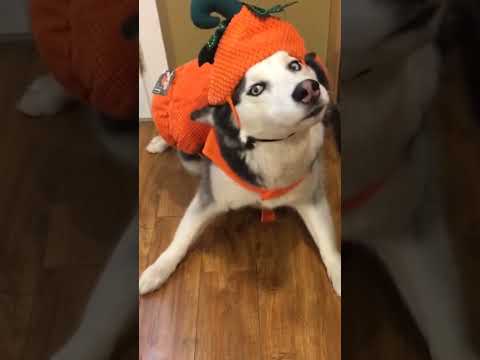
top-left (139, 191), bottom-right (222, 295)
top-left (372, 220), bottom-right (478, 360)
top-left (295, 198), bottom-right (341, 296)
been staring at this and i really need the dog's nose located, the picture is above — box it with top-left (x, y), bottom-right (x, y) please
top-left (292, 79), bottom-right (321, 104)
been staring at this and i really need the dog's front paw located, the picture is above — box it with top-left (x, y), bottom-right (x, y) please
top-left (326, 255), bottom-right (341, 297)
top-left (17, 75), bottom-right (71, 117)
top-left (146, 136), bottom-right (168, 154)
top-left (139, 258), bottom-right (176, 295)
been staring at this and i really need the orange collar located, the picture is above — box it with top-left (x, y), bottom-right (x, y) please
top-left (202, 130), bottom-right (304, 221)
top-left (342, 178), bottom-right (387, 212)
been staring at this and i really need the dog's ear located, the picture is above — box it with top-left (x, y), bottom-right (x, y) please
top-left (305, 52), bottom-right (330, 90)
top-left (191, 106), bottom-right (215, 125)
top-left (324, 104), bottom-right (341, 153)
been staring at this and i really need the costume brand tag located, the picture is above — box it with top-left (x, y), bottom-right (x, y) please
top-left (153, 70), bottom-right (175, 95)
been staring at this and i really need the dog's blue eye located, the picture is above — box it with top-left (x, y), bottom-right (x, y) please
top-left (288, 60), bottom-right (302, 72)
top-left (247, 82), bottom-right (266, 96)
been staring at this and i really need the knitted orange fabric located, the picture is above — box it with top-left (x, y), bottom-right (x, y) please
top-left (208, 6), bottom-right (307, 105)
top-left (31, 0), bottom-right (137, 119)
top-left (150, 53), bottom-right (329, 159)
top-left (151, 60), bottom-right (212, 155)
top-left (202, 130), bottom-right (304, 200)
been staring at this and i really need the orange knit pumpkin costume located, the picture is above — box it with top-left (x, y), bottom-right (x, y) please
top-left (151, 60), bottom-right (212, 154)
top-left (208, 6), bottom-right (306, 106)
top-left (152, 5), bottom-right (328, 220)
top-left (152, 5), bottom-right (308, 152)
top-left (31, 0), bottom-right (137, 119)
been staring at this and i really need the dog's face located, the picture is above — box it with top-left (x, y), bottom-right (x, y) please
top-left (234, 51), bottom-right (330, 140)
top-left (341, 0), bottom-right (447, 81)
top-left (193, 50), bottom-right (332, 141)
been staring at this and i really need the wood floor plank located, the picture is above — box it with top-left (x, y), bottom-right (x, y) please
top-left (139, 124), bottom-right (161, 229)
top-left (139, 226), bottom-right (155, 272)
top-left (21, 267), bottom-right (100, 360)
top-left (139, 125), bottom-right (198, 228)
top-left (195, 211), bottom-right (262, 360)
top-left (293, 219), bottom-right (341, 360)
top-left (139, 219), bottom-right (201, 360)
top-left (46, 267), bottom-right (100, 358)
top-left (155, 151), bottom-right (198, 218)
top-left (21, 270), bottom-right (61, 360)
top-left (0, 44), bottom-right (48, 297)
top-left (195, 270), bottom-right (262, 360)
top-left (0, 294), bottom-right (34, 360)
top-left (200, 210), bottom-right (260, 273)
top-left (255, 218), bottom-right (306, 360)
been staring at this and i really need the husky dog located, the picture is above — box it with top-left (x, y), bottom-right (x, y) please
top-left (140, 50), bottom-right (342, 297)
top-left (342, 0), bottom-right (478, 359)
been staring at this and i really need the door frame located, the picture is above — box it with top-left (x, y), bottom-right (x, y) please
top-left (327, 0), bottom-right (340, 101)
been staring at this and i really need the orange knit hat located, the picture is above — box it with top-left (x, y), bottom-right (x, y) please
top-left (208, 5), bottom-right (307, 106)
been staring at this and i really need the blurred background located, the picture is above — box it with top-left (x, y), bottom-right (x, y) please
top-left (1, 1), bottom-right (138, 359)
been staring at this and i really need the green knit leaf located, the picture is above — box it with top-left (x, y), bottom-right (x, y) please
top-left (243, 1), bottom-right (298, 18)
top-left (197, 1), bottom-right (299, 66)
top-left (191, 0), bottom-right (242, 29)
top-left (198, 19), bottom-right (229, 66)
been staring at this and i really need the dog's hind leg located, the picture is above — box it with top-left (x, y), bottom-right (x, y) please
top-left (139, 190), bottom-right (222, 295)
top-left (295, 197), bottom-right (341, 296)
top-left (146, 136), bottom-right (169, 154)
top-left (372, 220), bottom-right (479, 360)
top-left (17, 74), bottom-right (73, 117)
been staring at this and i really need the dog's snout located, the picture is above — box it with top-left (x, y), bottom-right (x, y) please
top-left (292, 79), bottom-right (321, 104)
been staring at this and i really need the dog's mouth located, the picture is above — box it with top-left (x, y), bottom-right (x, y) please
top-left (302, 104), bottom-right (325, 121)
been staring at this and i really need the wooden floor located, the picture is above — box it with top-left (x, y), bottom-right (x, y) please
top-left (1, 42), bottom-right (137, 360)
top-left (139, 123), bottom-right (342, 360)
top-left (140, 51), bottom-right (480, 360)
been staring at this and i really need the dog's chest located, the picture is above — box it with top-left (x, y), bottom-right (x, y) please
top-left (209, 155), bottom-right (322, 210)
top-left (245, 125), bottom-right (324, 189)
top-left (341, 44), bottom-right (440, 199)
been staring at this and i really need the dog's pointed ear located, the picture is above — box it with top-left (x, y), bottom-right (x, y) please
top-left (191, 106), bottom-right (215, 125)
top-left (323, 104), bottom-right (341, 153)
top-left (305, 52), bottom-right (330, 90)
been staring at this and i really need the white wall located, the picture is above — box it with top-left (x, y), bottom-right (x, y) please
top-left (139, 71), bottom-right (151, 119)
top-left (0, 1), bottom-right (30, 34)
top-left (139, 0), bottom-right (169, 120)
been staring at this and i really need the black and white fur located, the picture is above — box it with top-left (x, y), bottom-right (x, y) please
top-left (342, 0), bottom-right (478, 359)
top-left (140, 50), bottom-right (342, 296)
